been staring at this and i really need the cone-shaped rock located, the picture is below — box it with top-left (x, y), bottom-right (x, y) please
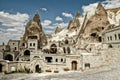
top-left (67, 12), bottom-right (81, 32)
top-left (55, 25), bottom-right (62, 34)
top-left (84, 2), bottom-right (109, 35)
top-left (22, 12), bottom-right (47, 48)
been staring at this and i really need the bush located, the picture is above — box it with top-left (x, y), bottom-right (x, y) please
top-left (24, 67), bottom-right (31, 73)
top-left (45, 69), bottom-right (52, 72)
top-left (63, 67), bottom-right (70, 71)
top-left (17, 69), bottom-right (25, 73)
top-left (54, 70), bottom-right (59, 73)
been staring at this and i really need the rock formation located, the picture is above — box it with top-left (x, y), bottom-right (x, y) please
top-left (21, 13), bottom-right (47, 48)
top-left (84, 2), bottom-right (110, 35)
top-left (55, 25), bottom-right (62, 34)
top-left (78, 2), bottom-right (110, 43)
top-left (67, 12), bottom-right (81, 32)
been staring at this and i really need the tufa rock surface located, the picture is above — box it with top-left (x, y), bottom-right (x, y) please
top-left (67, 12), bottom-right (81, 32)
top-left (84, 2), bottom-right (110, 35)
top-left (22, 13), bottom-right (47, 48)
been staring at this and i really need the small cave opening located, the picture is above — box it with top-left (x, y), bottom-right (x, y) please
top-left (24, 50), bottom-right (30, 56)
top-left (90, 33), bottom-right (97, 37)
top-left (98, 36), bottom-right (102, 42)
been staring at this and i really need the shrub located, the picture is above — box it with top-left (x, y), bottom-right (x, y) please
top-left (45, 69), bottom-right (52, 72)
top-left (54, 70), bottom-right (59, 73)
top-left (24, 67), bottom-right (30, 73)
top-left (63, 67), bottom-right (70, 71)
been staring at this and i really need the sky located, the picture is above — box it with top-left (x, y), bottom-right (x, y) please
top-left (0, 0), bottom-right (120, 44)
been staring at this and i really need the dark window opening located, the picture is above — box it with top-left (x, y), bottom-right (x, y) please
top-left (98, 36), bottom-right (102, 42)
top-left (90, 33), bottom-right (97, 37)
top-left (118, 34), bottom-right (120, 39)
top-left (108, 44), bottom-right (113, 48)
top-left (108, 37), bottom-right (109, 41)
top-left (24, 50), bottom-right (30, 56)
top-left (22, 43), bottom-right (25, 46)
top-left (102, 27), bottom-right (104, 30)
top-left (15, 47), bottom-right (17, 50)
top-left (30, 43), bottom-right (32, 46)
top-left (56, 59), bottom-right (58, 62)
top-left (63, 47), bottom-right (66, 53)
top-left (33, 43), bottom-right (35, 46)
top-left (85, 63), bottom-right (90, 68)
top-left (61, 58), bottom-right (63, 62)
top-left (115, 34), bottom-right (117, 40)
top-left (110, 36), bottom-right (112, 40)
top-left (0, 64), bottom-right (2, 72)
top-left (45, 57), bottom-right (52, 63)
top-left (50, 44), bottom-right (57, 54)
top-left (67, 47), bottom-right (70, 54)
top-left (4, 54), bottom-right (13, 61)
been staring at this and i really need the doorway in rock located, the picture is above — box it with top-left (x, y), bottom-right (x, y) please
top-left (5, 54), bottom-right (13, 61)
top-left (98, 36), bottom-right (102, 42)
top-left (71, 61), bottom-right (77, 70)
top-left (35, 65), bottom-right (41, 73)
top-left (0, 64), bottom-right (2, 72)
top-left (24, 50), bottom-right (30, 56)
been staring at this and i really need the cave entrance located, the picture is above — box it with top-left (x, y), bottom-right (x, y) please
top-left (24, 50), bottom-right (30, 56)
top-left (0, 64), bottom-right (2, 72)
top-left (5, 54), bottom-right (13, 61)
top-left (35, 65), bottom-right (41, 73)
top-left (99, 36), bottom-right (102, 42)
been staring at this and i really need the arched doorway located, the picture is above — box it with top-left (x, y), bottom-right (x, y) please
top-left (71, 61), bottom-right (77, 70)
top-left (24, 50), bottom-right (30, 56)
top-left (35, 65), bottom-right (41, 73)
top-left (0, 64), bottom-right (2, 72)
top-left (5, 54), bottom-right (13, 61)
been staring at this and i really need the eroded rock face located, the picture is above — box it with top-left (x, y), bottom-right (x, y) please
top-left (84, 3), bottom-right (110, 35)
top-left (67, 12), bottom-right (81, 32)
top-left (76, 3), bottom-right (111, 43)
top-left (22, 13), bottom-right (47, 48)
top-left (55, 25), bottom-right (62, 34)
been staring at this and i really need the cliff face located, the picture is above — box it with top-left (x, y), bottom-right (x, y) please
top-left (84, 3), bottom-right (110, 35)
top-left (22, 13), bottom-right (47, 47)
